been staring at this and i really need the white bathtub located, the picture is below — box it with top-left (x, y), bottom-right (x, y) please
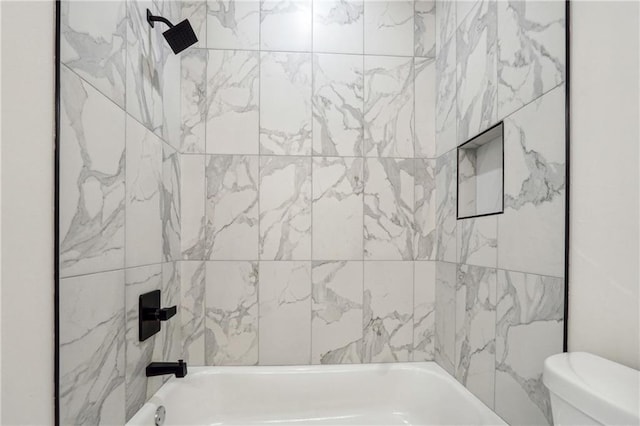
top-left (127, 362), bottom-right (506, 425)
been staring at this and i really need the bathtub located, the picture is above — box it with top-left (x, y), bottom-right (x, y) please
top-left (127, 362), bottom-right (506, 425)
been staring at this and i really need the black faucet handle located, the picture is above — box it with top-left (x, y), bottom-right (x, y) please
top-left (158, 305), bottom-right (177, 321)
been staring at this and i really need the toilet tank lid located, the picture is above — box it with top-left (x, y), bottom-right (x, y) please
top-left (543, 352), bottom-right (640, 425)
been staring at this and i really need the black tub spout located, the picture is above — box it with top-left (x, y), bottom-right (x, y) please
top-left (146, 359), bottom-right (187, 378)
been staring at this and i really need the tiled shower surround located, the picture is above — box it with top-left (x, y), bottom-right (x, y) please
top-left (58, 0), bottom-right (565, 425)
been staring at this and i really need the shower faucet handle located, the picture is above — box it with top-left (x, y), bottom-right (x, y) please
top-left (139, 290), bottom-right (177, 341)
top-left (142, 305), bottom-right (177, 321)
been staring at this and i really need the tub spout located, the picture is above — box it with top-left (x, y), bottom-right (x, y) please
top-left (146, 359), bottom-right (187, 378)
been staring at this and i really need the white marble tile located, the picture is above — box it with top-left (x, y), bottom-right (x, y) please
top-left (435, 34), bottom-right (457, 155)
top-left (160, 261), bottom-right (183, 362)
top-left (124, 264), bottom-right (163, 421)
top-left (434, 261), bottom-right (455, 374)
top-left (364, 1), bottom-right (414, 56)
top-left (435, 150), bottom-right (456, 262)
top-left (206, 50), bottom-right (260, 155)
top-left (61, 0), bottom-right (127, 108)
top-left (60, 270), bottom-right (125, 426)
top-left (312, 261), bottom-right (363, 364)
top-left (206, 155), bottom-right (259, 260)
top-left (181, 49), bottom-right (207, 153)
top-left (260, 52), bottom-right (312, 155)
top-left (205, 261), bottom-right (259, 365)
top-left (182, 1), bottom-right (208, 49)
top-left (259, 261), bottom-right (312, 365)
top-left (312, 53), bottom-right (364, 157)
top-left (457, 147), bottom-right (477, 217)
top-left (260, 156), bottom-right (312, 260)
top-left (414, 158), bottom-right (436, 260)
top-left (498, 85), bottom-right (565, 278)
top-left (313, 0), bottom-right (363, 54)
top-left (126, 0), bottom-right (181, 148)
top-left (260, 0), bottom-right (312, 52)
top-left (180, 261), bottom-right (206, 365)
top-left (414, 57), bottom-right (436, 158)
top-left (497, 0), bottom-right (565, 119)
top-left (181, 155), bottom-right (206, 260)
top-left (162, 143), bottom-right (181, 262)
top-left (413, 261), bottom-right (436, 361)
top-left (495, 270), bottom-right (564, 426)
top-left (363, 261), bottom-right (413, 362)
top-left (126, 116), bottom-right (163, 268)
top-left (59, 65), bottom-right (125, 278)
top-left (207, 0), bottom-right (260, 50)
top-left (456, 0), bottom-right (479, 30)
top-left (364, 55), bottom-right (414, 158)
top-left (457, 215), bottom-right (497, 268)
top-left (475, 137), bottom-right (503, 214)
top-left (312, 157), bottom-right (363, 260)
top-left (415, 0), bottom-right (435, 58)
top-left (435, 0), bottom-right (456, 53)
top-left (455, 265), bottom-right (497, 409)
top-left (364, 158), bottom-right (414, 260)
top-left (456, 0), bottom-right (498, 144)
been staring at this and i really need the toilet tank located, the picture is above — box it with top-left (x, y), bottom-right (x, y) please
top-left (543, 352), bottom-right (640, 426)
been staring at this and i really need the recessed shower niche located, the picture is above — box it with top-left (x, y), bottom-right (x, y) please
top-left (457, 122), bottom-right (504, 219)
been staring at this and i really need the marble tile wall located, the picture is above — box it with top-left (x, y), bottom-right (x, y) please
top-left (434, 0), bottom-right (566, 424)
top-left (59, 0), bottom-right (184, 423)
top-left (178, 0), bottom-right (439, 370)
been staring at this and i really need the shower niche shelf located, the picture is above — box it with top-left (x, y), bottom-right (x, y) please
top-left (457, 122), bottom-right (504, 220)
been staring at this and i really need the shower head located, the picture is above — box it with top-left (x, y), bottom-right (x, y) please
top-left (146, 9), bottom-right (198, 54)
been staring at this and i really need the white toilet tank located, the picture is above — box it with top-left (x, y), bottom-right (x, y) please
top-left (543, 352), bottom-right (640, 425)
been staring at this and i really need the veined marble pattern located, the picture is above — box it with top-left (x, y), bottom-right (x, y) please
top-left (180, 261), bottom-right (206, 365)
top-left (60, 270), bottom-right (125, 426)
top-left (260, 157), bottom-right (312, 260)
top-left (497, 0), bottom-right (565, 119)
top-left (364, 1), bottom-right (414, 56)
top-left (260, 0), bottom-right (312, 52)
top-left (206, 155), bottom-right (259, 260)
top-left (455, 265), bottom-right (497, 409)
top-left (364, 158), bottom-right (415, 260)
top-left (414, 158), bottom-right (436, 260)
top-left (313, 0), bottom-right (363, 54)
top-left (457, 216), bottom-right (497, 268)
top-left (435, 34), bottom-right (457, 155)
top-left (206, 50), bottom-right (260, 155)
top-left (259, 261), bottom-right (312, 365)
top-left (363, 261), bottom-right (413, 362)
top-left (160, 262), bottom-right (183, 362)
top-left (456, 0), bottom-right (480, 29)
top-left (364, 56), bottom-right (414, 158)
top-left (181, 155), bottom-right (206, 260)
top-left (498, 85), bottom-right (565, 277)
top-left (182, 1), bottom-right (207, 49)
top-left (457, 147), bottom-right (477, 216)
top-left (456, 0), bottom-right (498, 144)
top-left (415, 0), bottom-right (435, 57)
top-left (59, 65), bottom-right (125, 278)
top-left (260, 52), bottom-right (312, 155)
top-left (313, 157), bottom-right (363, 260)
top-left (312, 53), bottom-right (364, 157)
top-left (162, 143), bottom-right (181, 262)
top-left (414, 57), bottom-right (436, 158)
top-left (126, 0), bottom-right (181, 148)
top-left (61, 0), bottom-right (126, 108)
top-left (435, 0), bottom-right (455, 53)
top-left (413, 261), bottom-right (436, 361)
top-left (206, 261), bottom-right (259, 365)
top-left (124, 264), bottom-right (163, 421)
top-left (495, 270), bottom-right (564, 425)
top-left (435, 150), bottom-right (456, 262)
top-left (126, 116), bottom-right (163, 268)
top-left (434, 261), bottom-right (456, 374)
top-left (312, 261), bottom-right (363, 364)
top-left (181, 49), bottom-right (207, 153)
top-left (207, 0), bottom-right (260, 50)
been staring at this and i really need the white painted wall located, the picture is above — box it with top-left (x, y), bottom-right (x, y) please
top-left (568, 0), bottom-right (640, 370)
top-left (1, 1), bottom-right (56, 424)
